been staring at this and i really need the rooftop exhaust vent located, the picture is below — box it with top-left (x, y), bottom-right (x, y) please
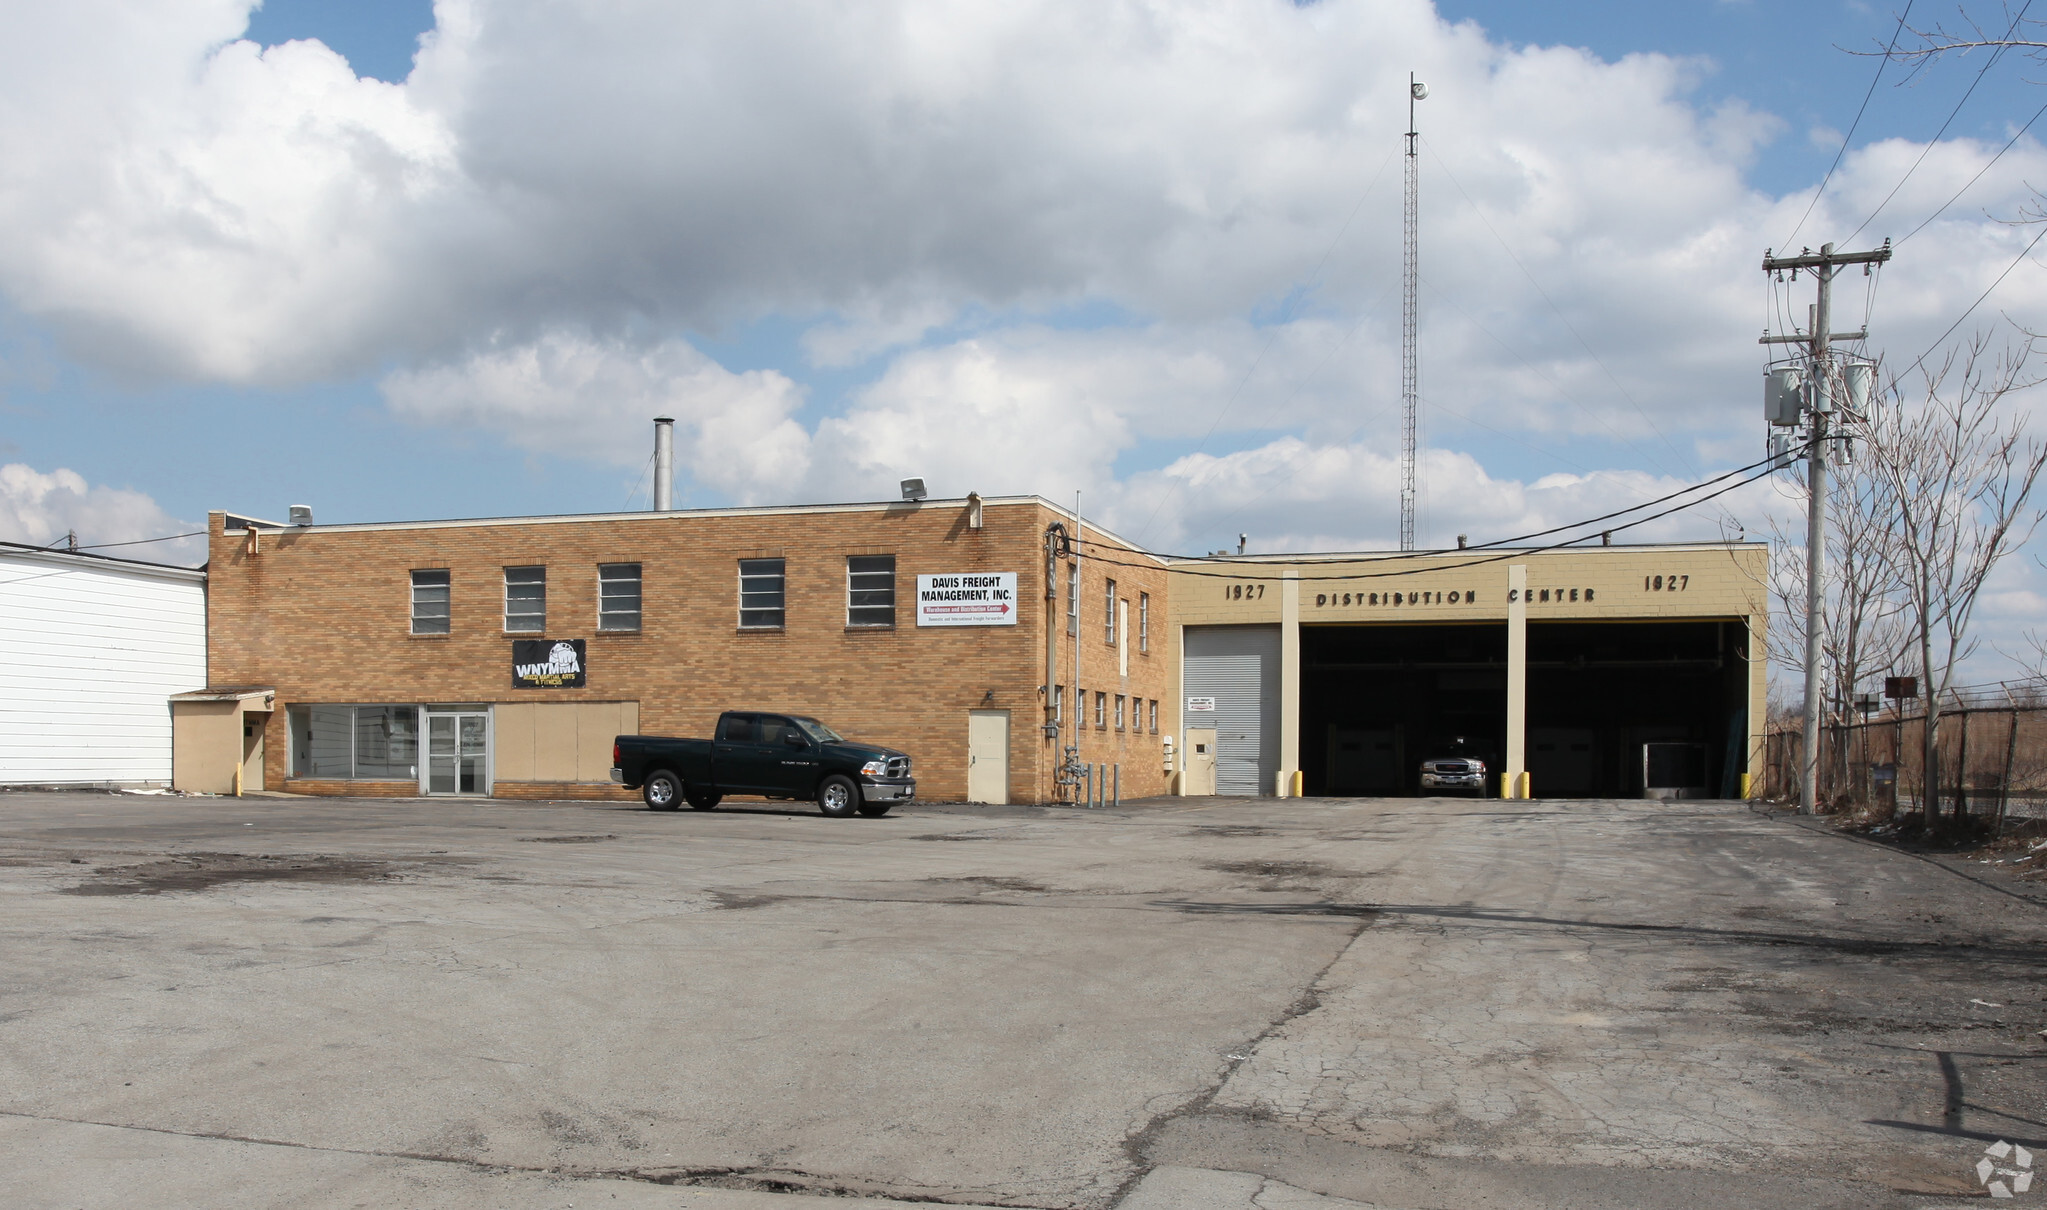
top-left (900, 478), bottom-right (928, 501)
top-left (289, 505), bottom-right (313, 526)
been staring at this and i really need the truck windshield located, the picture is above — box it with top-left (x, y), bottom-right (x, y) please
top-left (791, 717), bottom-right (842, 743)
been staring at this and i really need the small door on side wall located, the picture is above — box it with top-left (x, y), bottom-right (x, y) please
top-left (1183, 727), bottom-right (1218, 796)
top-left (967, 710), bottom-right (1009, 804)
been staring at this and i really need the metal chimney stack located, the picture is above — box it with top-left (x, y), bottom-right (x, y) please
top-left (652, 416), bottom-right (674, 511)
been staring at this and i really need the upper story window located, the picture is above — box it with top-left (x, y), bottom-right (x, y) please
top-left (739, 558), bottom-right (786, 629)
top-left (1104, 578), bottom-right (1117, 644)
top-left (504, 566), bottom-right (546, 632)
top-left (1115, 694), bottom-right (1125, 730)
top-left (1139, 591), bottom-right (1150, 653)
top-left (847, 555), bottom-right (896, 627)
top-left (1067, 563), bottom-right (1080, 636)
top-left (599, 563), bottom-right (642, 632)
top-left (410, 569), bottom-right (450, 635)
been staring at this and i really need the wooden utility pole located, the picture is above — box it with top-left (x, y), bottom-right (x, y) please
top-left (1761, 239), bottom-right (1892, 813)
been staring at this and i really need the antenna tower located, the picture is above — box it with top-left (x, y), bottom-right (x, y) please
top-left (1400, 74), bottom-right (1426, 551)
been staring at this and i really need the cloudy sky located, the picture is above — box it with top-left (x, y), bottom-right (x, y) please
top-left (2, 0), bottom-right (2045, 674)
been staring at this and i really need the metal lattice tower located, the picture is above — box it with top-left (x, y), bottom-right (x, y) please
top-left (1400, 74), bottom-right (1424, 551)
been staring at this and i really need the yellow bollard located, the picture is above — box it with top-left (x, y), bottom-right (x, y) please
top-left (1738, 772), bottom-right (1752, 799)
top-left (1291, 770), bottom-right (1304, 798)
top-left (1515, 771), bottom-right (1532, 799)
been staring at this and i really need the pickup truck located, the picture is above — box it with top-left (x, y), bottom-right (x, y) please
top-left (612, 711), bottom-right (915, 817)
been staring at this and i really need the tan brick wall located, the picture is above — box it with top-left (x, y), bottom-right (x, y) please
top-left (209, 499), bottom-right (1171, 805)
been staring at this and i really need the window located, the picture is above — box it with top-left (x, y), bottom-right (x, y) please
top-left (599, 563), bottom-right (642, 631)
top-left (504, 566), bottom-right (546, 632)
top-left (1115, 694), bottom-right (1125, 730)
top-left (410, 569), bottom-right (450, 635)
top-left (1149, 699), bottom-right (1158, 734)
top-left (847, 555), bottom-right (896, 627)
top-left (1139, 592), bottom-right (1150, 653)
top-left (1095, 691), bottom-right (1106, 729)
top-left (289, 705), bottom-right (418, 779)
top-left (739, 558), bottom-right (786, 629)
top-left (718, 714), bottom-right (757, 742)
top-left (1067, 563), bottom-right (1080, 636)
top-left (1104, 578), bottom-right (1117, 643)
top-left (1054, 685), bottom-right (1064, 724)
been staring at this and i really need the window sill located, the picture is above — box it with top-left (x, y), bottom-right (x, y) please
top-left (594, 629), bottom-right (642, 637)
top-left (845, 625), bottom-right (896, 632)
top-left (409, 632), bottom-right (452, 640)
top-left (737, 625), bottom-right (785, 633)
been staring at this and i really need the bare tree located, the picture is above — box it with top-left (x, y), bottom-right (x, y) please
top-left (1762, 437), bottom-right (1914, 804)
top-left (1865, 337), bottom-right (2047, 825)
top-left (1855, 6), bottom-right (2047, 74)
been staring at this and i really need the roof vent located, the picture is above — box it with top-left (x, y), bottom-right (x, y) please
top-left (288, 505), bottom-right (313, 526)
top-left (900, 478), bottom-right (928, 501)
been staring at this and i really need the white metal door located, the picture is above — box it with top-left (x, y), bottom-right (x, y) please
top-left (425, 711), bottom-right (491, 796)
top-left (966, 710), bottom-right (1009, 804)
top-left (1184, 727), bottom-right (1218, 796)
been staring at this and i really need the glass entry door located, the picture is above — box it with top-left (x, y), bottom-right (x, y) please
top-left (424, 711), bottom-right (490, 795)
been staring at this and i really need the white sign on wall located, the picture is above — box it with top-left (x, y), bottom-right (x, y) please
top-left (916, 573), bottom-right (1018, 627)
top-left (1186, 697), bottom-right (1217, 712)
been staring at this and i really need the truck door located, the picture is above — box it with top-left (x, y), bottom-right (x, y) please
top-left (713, 713), bottom-right (770, 793)
top-left (758, 715), bottom-right (820, 794)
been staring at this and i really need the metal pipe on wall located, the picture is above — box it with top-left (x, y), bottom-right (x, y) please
top-left (653, 417), bottom-right (675, 511)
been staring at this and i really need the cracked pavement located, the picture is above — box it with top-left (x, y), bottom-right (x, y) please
top-left (0, 792), bottom-right (2042, 1209)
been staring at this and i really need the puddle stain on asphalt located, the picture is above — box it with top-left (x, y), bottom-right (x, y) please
top-left (59, 853), bottom-right (437, 896)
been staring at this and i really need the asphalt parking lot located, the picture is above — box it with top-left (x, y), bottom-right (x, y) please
top-left (2, 791), bottom-right (2043, 1210)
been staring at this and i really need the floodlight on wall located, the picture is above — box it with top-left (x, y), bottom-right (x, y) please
top-left (289, 505), bottom-right (313, 526)
top-left (900, 478), bottom-right (928, 501)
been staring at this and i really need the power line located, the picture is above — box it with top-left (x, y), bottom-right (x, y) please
top-left (72, 530), bottom-right (207, 551)
top-left (1783, 0), bottom-right (1916, 250)
top-left (1082, 446), bottom-right (1790, 576)
top-left (1074, 460), bottom-right (1784, 584)
top-left (1845, 0), bottom-right (2034, 246)
top-left (1895, 96), bottom-right (2047, 245)
top-left (1895, 221), bottom-right (2047, 380)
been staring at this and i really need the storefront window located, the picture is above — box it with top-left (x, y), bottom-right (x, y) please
top-left (290, 705), bottom-right (418, 779)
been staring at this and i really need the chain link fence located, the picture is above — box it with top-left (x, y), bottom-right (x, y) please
top-left (1762, 679), bottom-right (2047, 826)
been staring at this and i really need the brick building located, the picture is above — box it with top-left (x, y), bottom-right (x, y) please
top-left (190, 495), bottom-right (1169, 804)
top-left (182, 493), bottom-right (1768, 804)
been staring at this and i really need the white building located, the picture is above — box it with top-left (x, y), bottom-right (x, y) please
top-left (1, 540), bottom-right (206, 788)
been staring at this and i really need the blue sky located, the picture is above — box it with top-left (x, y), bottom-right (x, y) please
top-left (3, 0), bottom-right (2045, 683)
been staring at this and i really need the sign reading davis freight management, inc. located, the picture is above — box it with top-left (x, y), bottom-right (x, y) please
top-left (511, 639), bottom-right (586, 688)
top-left (915, 573), bottom-right (1018, 627)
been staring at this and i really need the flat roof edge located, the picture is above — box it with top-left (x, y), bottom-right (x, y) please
top-left (0, 541), bottom-right (207, 582)
top-left (214, 495), bottom-right (1169, 564)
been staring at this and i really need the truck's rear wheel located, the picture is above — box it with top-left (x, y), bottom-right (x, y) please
top-left (643, 770), bottom-right (683, 811)
top-left (686, 789), bottom-right (721, 810)
top-left (817, 775), bottom-right (859, 818)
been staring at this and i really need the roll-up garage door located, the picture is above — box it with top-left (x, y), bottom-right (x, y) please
top-left (1185, 625), bottom-right (1280, 796)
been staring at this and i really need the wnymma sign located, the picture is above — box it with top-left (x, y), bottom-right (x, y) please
top-left (916, 573), bottom-right (1018, 627)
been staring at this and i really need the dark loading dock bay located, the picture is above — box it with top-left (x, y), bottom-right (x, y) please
top-left (1301, 620), bottom-right (1752, 798)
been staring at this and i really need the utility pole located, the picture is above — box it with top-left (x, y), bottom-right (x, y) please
top-left (1760, 239), bottom-right (1891, 813)
top-left (1400, 74), bottom-right (1427, 551)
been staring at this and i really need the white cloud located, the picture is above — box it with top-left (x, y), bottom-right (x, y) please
top-left (0, 464), bottom-right (202, 565)
top-left (378, 331), bottom-right (810, 502)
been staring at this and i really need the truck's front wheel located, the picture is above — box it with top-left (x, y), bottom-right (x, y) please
top-left (643, 770), bottom-right (683, 811)
top-left (817, 774), bottom-right (859, 818)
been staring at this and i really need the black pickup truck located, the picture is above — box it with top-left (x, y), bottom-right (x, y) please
top-left (612, 711), bottom-right (915, 817)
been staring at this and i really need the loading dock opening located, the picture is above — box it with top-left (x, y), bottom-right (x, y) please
top-left (1300, 620), bottom-right (1750, 798)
